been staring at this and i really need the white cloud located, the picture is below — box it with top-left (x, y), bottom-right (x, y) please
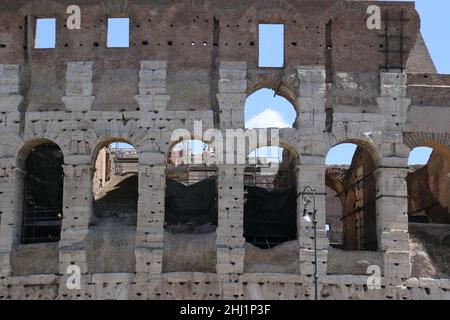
top-left (245, 108), bottom-right (291, 129)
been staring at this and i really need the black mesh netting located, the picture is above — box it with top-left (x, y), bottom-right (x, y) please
top-left (165, 178), bottom-right (217, 226)
top-left (244, 186), bottom-right (297, 239)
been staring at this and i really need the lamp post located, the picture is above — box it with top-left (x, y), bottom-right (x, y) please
top-left (299, 186), bottom-right (318, 301)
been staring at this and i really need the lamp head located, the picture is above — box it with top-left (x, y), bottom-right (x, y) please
top-left (301, 210), bottom-right (312, 223)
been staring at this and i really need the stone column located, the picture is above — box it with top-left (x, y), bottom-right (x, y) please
top-left (297, 156), bottom-right (329, 277)
top-left (216, 164), bottom-right (245, 275)
top-left (0, 64), bottom-right (24, 276)
top-left (135, 61), bottom-right (170, 113)
top-left (376, 71), bottom-right (412, 280)
top-left (217, 62), bottom-right (247, 129)
top-left (0, 64), bottom-right (23, 113)
top-left (61, 62), bottom-right (95, 112)
top-left (134, 153), bottom-right (165, 275)
top-left (296, 66), bottom-right (329, 277)
top-left (59, 160), bottom-right (93, 274)
top-left (297, 66), bottom-right (327, 136)
top-left (0, 162), bottom-right (25, 276)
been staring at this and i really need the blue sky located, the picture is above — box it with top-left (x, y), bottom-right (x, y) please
top-left (33, 3), bottom-right (446, 165)
top-left (107, 18), bottom-right (130, 48)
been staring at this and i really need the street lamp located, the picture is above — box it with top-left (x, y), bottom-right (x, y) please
top-left (299, 186), bottom-right (318, 301)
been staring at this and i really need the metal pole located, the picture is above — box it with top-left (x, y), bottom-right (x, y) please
top-left (299, 185), bottom-right (319, 301)
top-left (313, 207), bottom-right (318, 301)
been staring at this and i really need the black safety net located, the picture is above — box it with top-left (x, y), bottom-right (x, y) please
top-left (244, 186), bottom-right (297, 246)
top-left (165, 178), bottom-right (217, 226)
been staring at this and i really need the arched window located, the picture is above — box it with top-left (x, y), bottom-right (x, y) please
top-left (245, 88), bottom-right (296, 129)
top-left (89, 140), bottom-right (138, 273)
top-left (163, 140), bottom-right (218, 273)
top-left (325, 142), bottom-right (378, 251)
top-left (165, 140), bottom-right (218, 232)
top-left (407, 145), bottom-right (450, 224)
top-left (93, 141), bottom-right (138, 225)
top-left (21, 142), bottom-right (64, 244)
top-left (244, 146), bottom-right (298, 249)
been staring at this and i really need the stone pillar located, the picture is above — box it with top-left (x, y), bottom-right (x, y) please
top-left (135, 61), bottom-right (170, 113)
top-left (297, 156), bottom-right (329, 277)
top-left (0, 162), bottom-right (25, 276)
top-left (135, 153), bottom-right (165, 275)
top-left (297, 66), bottom-right (327, 135)
top-left (59, 161), bottom-right (93, 274)
top-left (216, 165), bottom-right (245, 275)
top-left (61, 61), bottom-right (95, 112)
top-left (296, 66), bottom-right (329, 278)
top-left (376, 71), bottom-right (412, 280)
top-left (375, 164), bottom-right (411, 280)
top-left (0, 64), bottom-right (23, 276)
top-left (0, 64), bottom-right (23, 113)
top-left (217, 62), bottom-right (247, 129)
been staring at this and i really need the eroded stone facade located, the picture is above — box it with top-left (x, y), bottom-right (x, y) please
top-left (0, 0), bottom-right (450, 300)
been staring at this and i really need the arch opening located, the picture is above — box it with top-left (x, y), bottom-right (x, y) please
top-left (163, 139), bottom-right (218, 273)
top-left (93, 141), bottom-right (138, 226)
top-left (407, 144), bottom-right (450, 278)
top-left (245, 88), bottom-right (296, 129)
top-left (87, 140), bottom-right (138, 274)
top-left (243, 146), bottom-right (298, 250)
top-left (21, 142), bottom-right (64, 244)
top-left (325, 142), bottom-right (378, 252)
top-left (165, 139), bottom-right (218, 233)
top-left (407, 145), bottom-right (450, 224)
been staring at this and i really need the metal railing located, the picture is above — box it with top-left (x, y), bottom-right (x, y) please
top-left (22, 206), bottom-right (62, 244)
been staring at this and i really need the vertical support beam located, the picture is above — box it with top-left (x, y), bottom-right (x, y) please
top-left (216, 164), bottom-right (245, 275)
top-left (217, 62), bottom-right (247, 129)
top-left (0, 163), bottom-right (25, 276)
top-left (61, 62), bottom-right (95, 112)
top-left (135, 153), bottom-right (165, 275)
top-left (376, 71), bottom-right (412, 280)
top-left (59, 161), bottom-right (93, 274)
top-left (297, 156), bottom-right (329, 277)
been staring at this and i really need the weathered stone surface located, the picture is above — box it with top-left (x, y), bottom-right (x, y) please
top-left (0, 0), bottom-right (448, 301)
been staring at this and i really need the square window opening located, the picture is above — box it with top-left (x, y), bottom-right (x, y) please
top-left (107, 18), bottom-right (130, 48)
top-left (258, 24), bottom-right (284, 68)
top-left (35, 18), bottom-right (56, 49)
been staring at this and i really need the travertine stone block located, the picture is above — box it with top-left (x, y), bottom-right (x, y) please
top-left (62, 62), bottom-right (95, 112)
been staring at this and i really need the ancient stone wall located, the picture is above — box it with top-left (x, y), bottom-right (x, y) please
top-left (0, 0), bottom-right (449, 300)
